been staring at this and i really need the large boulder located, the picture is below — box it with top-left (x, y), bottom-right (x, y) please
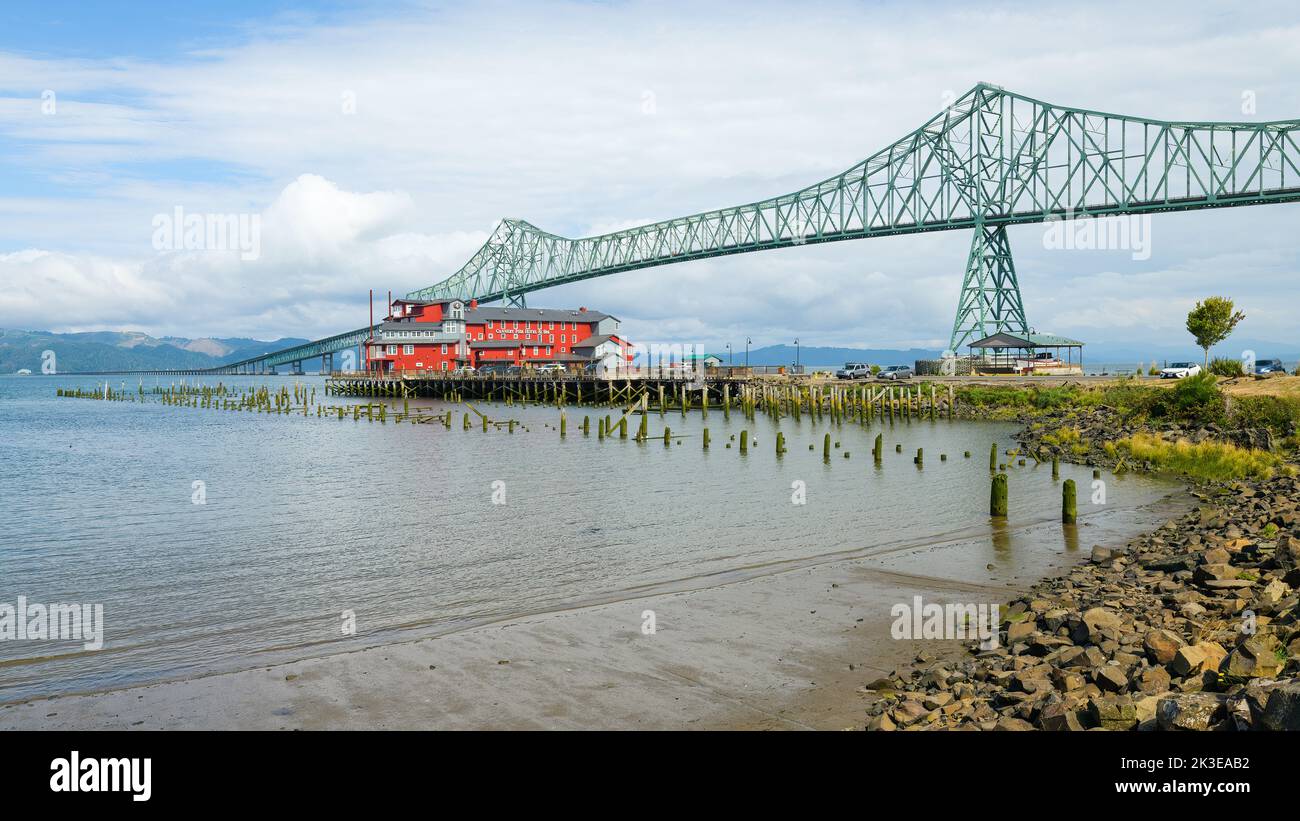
top-left (1258, 683), bottom-right (1300, 731)
top-left (1039, 702), bottom-right (1085, 731)
top-left (1089, 697), bottom-right (1139, 731)
top-left (1226, 428), bottom-right (1273, 451)
top-left (1171, 642), bottom-right (1227, 677)
top-left (1277, 534), bottom-right (1300, 571)
top-left (1136, 666), bottom-right (1171, 695)
top-left (1224, 634), bottom-right (1284, 679)
top-left (1081, 607), bottom-right (1123, 641)
top-left (1157, 692), bottom-right (1227, 731)
top-left (1143, 629), bottom-right (1186, 665)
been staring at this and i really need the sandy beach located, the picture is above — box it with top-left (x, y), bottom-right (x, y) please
top-left (0, 494), bottom-right (1185, 731)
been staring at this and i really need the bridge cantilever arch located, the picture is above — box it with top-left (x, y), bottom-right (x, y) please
top-left (196, 83), bottom-right (1300, 375)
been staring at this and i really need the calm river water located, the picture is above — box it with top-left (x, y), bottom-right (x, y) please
top-left (0, 374), bottom-right (1180, 702)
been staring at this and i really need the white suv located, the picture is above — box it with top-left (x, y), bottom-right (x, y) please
top-left (836, 362), bottom-right (872, 379)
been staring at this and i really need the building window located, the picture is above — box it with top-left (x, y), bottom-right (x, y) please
top-left (386, 345), bottom-right (397, 355)
top-left (403, 344), bottom-right (414, 355)
top-left (477, 333), bottom-right (483, 340)
top-left (513, 321), bottom-right (519, 329)
top-left (533, 346), bottom-right (539, 356)
top-left (560, 334), bottom-right (566, 343)
top-left (441, 344), bottom-right (448, 355)
top-left (441, 361), bottom-right (449, 370)
top-left (546, 347), bottom-right (551, 355)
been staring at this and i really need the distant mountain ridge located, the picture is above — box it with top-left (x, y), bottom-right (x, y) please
top-left (8, 327), bottom-right (1291, 374)
top-left (0, 328), bottom-right (315, 373)
top-left (720, 344), bottom-right (942, 367)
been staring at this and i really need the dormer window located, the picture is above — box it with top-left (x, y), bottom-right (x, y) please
top-left (449, 301), bottom-right (464, 320)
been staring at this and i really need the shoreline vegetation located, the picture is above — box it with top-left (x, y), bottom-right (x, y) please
top-left (864, 373), bottom-right (1300, 731)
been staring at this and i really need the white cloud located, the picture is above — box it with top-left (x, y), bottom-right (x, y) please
top-left (1, 0), bottom-right (1299, 350)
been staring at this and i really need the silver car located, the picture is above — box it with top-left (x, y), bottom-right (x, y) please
top-left (836, 362), bottom-right (872, 379)
top-left (876, 365), bottom-right (913, 380)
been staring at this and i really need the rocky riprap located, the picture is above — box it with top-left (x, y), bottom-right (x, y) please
top-left (862, 476), bottom-right (1300, 731)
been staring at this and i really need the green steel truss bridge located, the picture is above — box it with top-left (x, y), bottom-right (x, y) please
top-left (174, 82), bottom-right (1300, 375)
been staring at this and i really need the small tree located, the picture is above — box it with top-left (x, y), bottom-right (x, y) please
top-left (1186, 297), bottom-right (1245, 367)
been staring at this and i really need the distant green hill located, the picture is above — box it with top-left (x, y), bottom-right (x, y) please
top-left (0, 329), bottom-right (314, 373)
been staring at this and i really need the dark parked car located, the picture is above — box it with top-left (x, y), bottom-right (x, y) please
top-left (1255, 359), bottom-right (1288, 375)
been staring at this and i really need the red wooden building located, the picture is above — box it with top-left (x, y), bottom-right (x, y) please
top-left (364, 297), bottom-right (633, 373)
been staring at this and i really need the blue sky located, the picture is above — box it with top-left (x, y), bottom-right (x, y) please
top-left (1, 0), bottom-right (1299, 357)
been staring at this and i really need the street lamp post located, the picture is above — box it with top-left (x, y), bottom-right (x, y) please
top-left (794, 338), bottom-right (800, 373)
top-left (745, 337), bottom-right (751, 369)
top-left (726, 342), bottom-right (732, 366)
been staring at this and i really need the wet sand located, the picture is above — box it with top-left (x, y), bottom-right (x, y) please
top-left (0, 493), bottom-right (1188, 730)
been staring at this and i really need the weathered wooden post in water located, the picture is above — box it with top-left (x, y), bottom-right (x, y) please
top-left (740, 430), bottom-right (749, 453)
top-left (990, 473), bottom-right (1008, 517)
top-left (1051, 457), bottom-right (1059, 480)
top-left (989, 443), bottom-right (998, 471)
top-left (560, 412), bottom-right (567, 438)
top-left (1062, 479), bottom-right (1077, 524)
top-left (823, 433), bottom-right (831, 461)
top-left (703, 428), bottom-right (710, 449)
top-left (776, 431), bottom-right (785, 455)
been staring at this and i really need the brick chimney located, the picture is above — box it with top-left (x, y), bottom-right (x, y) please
top-left (469, 298), bottom-right (478, 310)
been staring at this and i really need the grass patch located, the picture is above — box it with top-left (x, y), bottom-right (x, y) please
top-left (1107, 432), bottom-right (1290, 481)
top-left (1041, 426), bottom-right (1081, 447)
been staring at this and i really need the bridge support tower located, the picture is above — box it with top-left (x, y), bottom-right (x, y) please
top-left (949, 223), bottom-right (1029, 352)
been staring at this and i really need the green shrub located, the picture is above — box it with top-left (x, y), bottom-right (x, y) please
top-left (1229, 395), bottom-right (1300, 433)
top-left (1153, 372), bottom-right (1225, 425)
top-left (1208, 357), bottom-right (1246, 377)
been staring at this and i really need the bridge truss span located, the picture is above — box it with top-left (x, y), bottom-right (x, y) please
top-left (407, 83), bottom-right (1300, 349)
